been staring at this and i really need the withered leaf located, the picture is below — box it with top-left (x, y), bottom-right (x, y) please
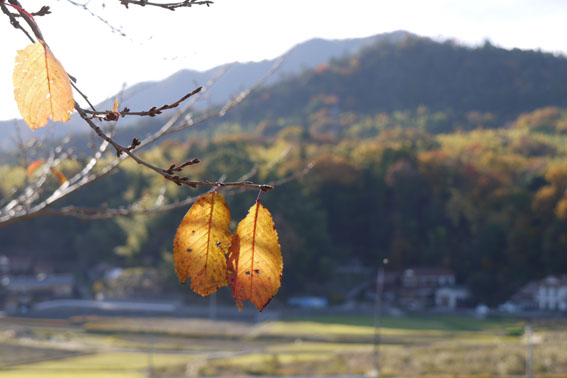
top-left (227, 201), bottom-right (282, 311)
top-left (173, 192), bottom-right (232, 296)
top-left (13, 42), bottom-right (74, 129)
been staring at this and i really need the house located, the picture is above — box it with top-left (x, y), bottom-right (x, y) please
top-left (503, 275), bottom-right (567, 312)
top-left (349, 266), bottom-right (471, 310)
top-left (0, 274), bottom-right (75, 313)
top-left (399, 267), bottom-right (467, 309)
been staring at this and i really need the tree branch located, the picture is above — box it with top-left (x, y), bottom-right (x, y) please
top-left (0, 3), bottom-right (294, 227)
top-left (43, 157), bottom-right (315, 221)
top-left (0, 1), bottom-right (34, 42)
top-left (75, 103), bottom-right (274, 191)
top-left (119, 0), bottom-right (213, 10)
top-left (82, 87), bottom-right (202, 121)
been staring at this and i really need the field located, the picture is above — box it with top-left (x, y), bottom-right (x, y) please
top-left (0, 314), bottom-right (566, 377)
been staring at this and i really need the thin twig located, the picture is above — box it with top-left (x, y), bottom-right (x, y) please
top-left (0, 1), bottom-right (34, 42)
top-left (119, 0), bottom-right (213, 11)
top-left (82, 87), bottom-right (202, 120)
top-left (75, 103), bottom-right (274, 191)
top-left (44, 159), bottom-right (314, 220)
top-left (6, 0), bottom-right (44, 41)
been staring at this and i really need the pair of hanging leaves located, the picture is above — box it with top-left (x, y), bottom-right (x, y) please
top-left (13, 42), bottom-right (75, 129)
top-left (173, 193), bottom-right (282, 311)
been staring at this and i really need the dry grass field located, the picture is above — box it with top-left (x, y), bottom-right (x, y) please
top-left (0, 314), bottom-right (565, 377)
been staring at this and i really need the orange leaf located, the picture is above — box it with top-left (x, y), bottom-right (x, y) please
top-left (50, 167), bottom-right (68, 185)
top-left (26, 159), bottom-right (68, 185)
top-left (113, 99), bottom-right (119, 113)
top-left (13, 42), bottom-right (74, 130)
top-left (26, 159), bottom-right (45, 177)
top-left (173, 193), bottom-right (232, 296)
top-left (227, 201), bottom-right (282, 311)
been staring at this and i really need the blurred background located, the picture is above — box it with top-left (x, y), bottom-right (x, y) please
top-left (0, 1), bottom-right (566, 377)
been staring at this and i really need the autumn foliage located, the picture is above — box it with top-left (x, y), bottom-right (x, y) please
top-left (228, 201), bottom-right (282, 311)
top-left (174, 193), bottom-right (282, 310)
top-left (173, 193), bottom-right (232, 296)
top-left (13, 42), bottom-right (74, 129)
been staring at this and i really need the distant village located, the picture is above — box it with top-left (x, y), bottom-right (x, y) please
top-left (0, 255), bottom-right (74, 313)
top-left (1, 254), bottom-right (566, 316)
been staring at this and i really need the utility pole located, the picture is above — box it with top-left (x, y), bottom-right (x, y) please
top-left (373, 259), bottom-right (387, 377)
top-left (525, 320), bottom-right (533, 378)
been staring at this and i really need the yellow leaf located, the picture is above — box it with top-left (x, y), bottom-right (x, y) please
top-left (113, 99), bottom-right (119, 113)
top-left (13, 42), bottom-right (74, 130)
top-left (228, 201), bottom-right (282, 311)
top-left (173, 192), bottom-right (232, 296)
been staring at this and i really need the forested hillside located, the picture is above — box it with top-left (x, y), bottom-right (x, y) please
top-left (228, 36), bottom-right (567, 130)
top-left (1, 106), bottom-right (566, 304)
top-left (1, 35), bottom-right (566, 305)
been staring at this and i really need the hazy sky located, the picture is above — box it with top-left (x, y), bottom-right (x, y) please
top-left (1, 0), bottom-right (566, 121)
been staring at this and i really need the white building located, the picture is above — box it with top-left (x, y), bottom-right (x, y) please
top-left (435, 286), bottom-right (470, 309)
top-left (504, 274), bottom-right (567, 312)
top-left (535, 276), bottom-right (567, 311)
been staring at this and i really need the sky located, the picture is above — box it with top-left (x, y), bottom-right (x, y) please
top-left (1, 0), bottom-right (566, 121)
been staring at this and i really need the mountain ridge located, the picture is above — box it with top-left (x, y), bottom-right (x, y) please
top-left (227, 37), bottom-right (567, 127)
top-left (0, 31), bottom-right (410, 151)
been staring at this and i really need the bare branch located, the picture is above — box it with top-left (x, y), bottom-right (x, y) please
top-left (119, 0), bottom-right (213, 10)
top-left (31, 6), bottom-right (50, 17)
top-left (0, 1), bottom-right (35, 42)
top-left (82, 87), bottom-right (202, 121)
top-left (5, 1), bottom-right (45, 41)
top-left (75, 101), bottom-right (273, 191)
top-left (0, 2), bottom-right (294, 226)
top-left (44, 156), bottom-right (315, 221)
top-left (7, 67), bottom-right (230, 223)
top-left (0, 59), bottom-right (280, 226)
